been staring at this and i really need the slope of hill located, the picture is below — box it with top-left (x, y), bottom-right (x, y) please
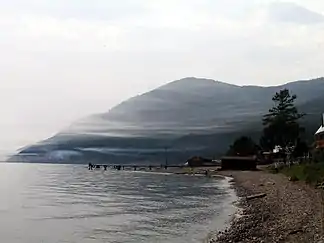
top-left (9, 77), bottom-right (324, 164)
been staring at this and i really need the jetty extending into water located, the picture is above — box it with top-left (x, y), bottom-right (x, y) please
top-left (87, 163), bottom-right (190, 171)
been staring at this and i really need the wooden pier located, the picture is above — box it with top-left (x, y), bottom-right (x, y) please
top-left (87, 163), bottom-right (184, 171)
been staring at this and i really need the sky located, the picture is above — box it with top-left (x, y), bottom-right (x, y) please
top-left (1, 0), bottom-right (324, 156)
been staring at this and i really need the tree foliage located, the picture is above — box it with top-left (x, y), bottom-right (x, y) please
top-left (292, 138), bottom-right (309, 158)
top-left (227, 136), bottom-right (259, 156)
top-left (261, 89), bottom-right (305, 151)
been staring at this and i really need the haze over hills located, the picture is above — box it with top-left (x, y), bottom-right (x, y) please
top-left (10, 77), bottom-right (324, 164)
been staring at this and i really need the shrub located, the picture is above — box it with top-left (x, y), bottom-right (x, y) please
top-left (280, 163), bottom-right (324, 185)
top-left (312, 149), bottom-right (324, 163)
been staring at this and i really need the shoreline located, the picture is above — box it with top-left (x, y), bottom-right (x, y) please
top-left (209, 169), bottom-right (324, 243)
top-left (110, 166), bottom-right (324, 242)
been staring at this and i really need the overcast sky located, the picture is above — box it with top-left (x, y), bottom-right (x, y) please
top-left (1, 0), bottom-right (324, 156)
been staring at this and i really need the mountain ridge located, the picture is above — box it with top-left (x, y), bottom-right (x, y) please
top-left (9, 77), bottom-right (324, 164)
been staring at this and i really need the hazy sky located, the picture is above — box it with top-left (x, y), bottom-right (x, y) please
top-left (1, 0), bottom-right (324, 156)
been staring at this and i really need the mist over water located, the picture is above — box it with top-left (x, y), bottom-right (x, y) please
top-left (0, 164), bottom-right (236, 243)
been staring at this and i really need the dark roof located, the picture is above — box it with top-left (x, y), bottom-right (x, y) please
top-left (187, 156), bottom-right (211, 162)
top-left (221, 156), bottom-right (257, 161)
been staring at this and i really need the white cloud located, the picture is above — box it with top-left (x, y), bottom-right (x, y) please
top-left (267, 1), bottom-right (324, 24)
top-left (1, 0), bottom-right (324, 155)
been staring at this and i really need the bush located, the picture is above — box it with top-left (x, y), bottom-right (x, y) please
top-left (267, 163), bottom-right (285, 174)
top-left (280, 163), bottom-right (324, 185)
top-left (312, 149), bottom-right (324, 163)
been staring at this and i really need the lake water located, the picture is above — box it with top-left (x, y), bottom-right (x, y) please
top-left (0, 163), bottom-right (237, 243)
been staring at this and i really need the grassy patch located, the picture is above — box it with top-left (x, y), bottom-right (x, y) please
top-left (279, 163), bottom-right (324, 184)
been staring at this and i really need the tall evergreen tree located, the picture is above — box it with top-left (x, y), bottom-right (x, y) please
top-left (261, 89), bottom-right (305, 151)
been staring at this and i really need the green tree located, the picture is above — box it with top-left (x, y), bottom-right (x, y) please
top-left (261, 89), bottom-right (305, 152)
top-left (227, 136), bottom-right (259, 156)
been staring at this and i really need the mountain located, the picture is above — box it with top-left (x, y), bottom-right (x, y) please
top-left (9, 77), bottom-right (324, 164)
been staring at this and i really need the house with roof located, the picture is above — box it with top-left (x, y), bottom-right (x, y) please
top-left (315, 114), bottom-right (324, 149)
top-left (185, 156), bottom-right (214, 167)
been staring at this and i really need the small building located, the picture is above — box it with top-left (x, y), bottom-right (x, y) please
top-left (315, 114), bottom-right (324, 149)
top-left (185, 156), bottom-right (213, 167)
top-left (221, 156), bottom-right (257, 170)
top-left (260, 147), bottom-right (286, 164)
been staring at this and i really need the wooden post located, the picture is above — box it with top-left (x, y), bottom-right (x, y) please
top-left (165, 147), bottom-right (168, 167)
top-left (321, 189), bottom-right (324, 240)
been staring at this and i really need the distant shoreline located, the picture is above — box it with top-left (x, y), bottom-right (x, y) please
top-left (209, 169), bottom-right (324, 243)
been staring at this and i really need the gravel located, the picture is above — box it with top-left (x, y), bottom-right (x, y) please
top-left (209, 170), bottom-right (324, 243)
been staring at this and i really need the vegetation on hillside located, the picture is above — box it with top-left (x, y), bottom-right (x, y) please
top-left (270, 163), bottom-right (324, 185)
top-left (260, 89), bottom-right (305, 153)
top-left (229, 87), bottom-right (324, 184)
top-left (274, 148), bottom-right (324, 185)
top-left (229, 88), bottom-right (309, 159)
top-left (262, 89), bottom-right (324, 184)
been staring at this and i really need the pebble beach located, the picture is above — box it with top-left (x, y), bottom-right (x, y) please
top-left (210, 170), bottom-right (324, 243)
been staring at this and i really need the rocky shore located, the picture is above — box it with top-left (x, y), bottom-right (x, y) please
top-left (210, 170), bottom-right (324, 243)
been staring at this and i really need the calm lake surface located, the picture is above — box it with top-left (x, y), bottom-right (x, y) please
top-left (0, 163), bottom-right (237, 243)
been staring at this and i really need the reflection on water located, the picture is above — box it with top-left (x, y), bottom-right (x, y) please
top-left (0, 164), bottom-right (236, 243)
